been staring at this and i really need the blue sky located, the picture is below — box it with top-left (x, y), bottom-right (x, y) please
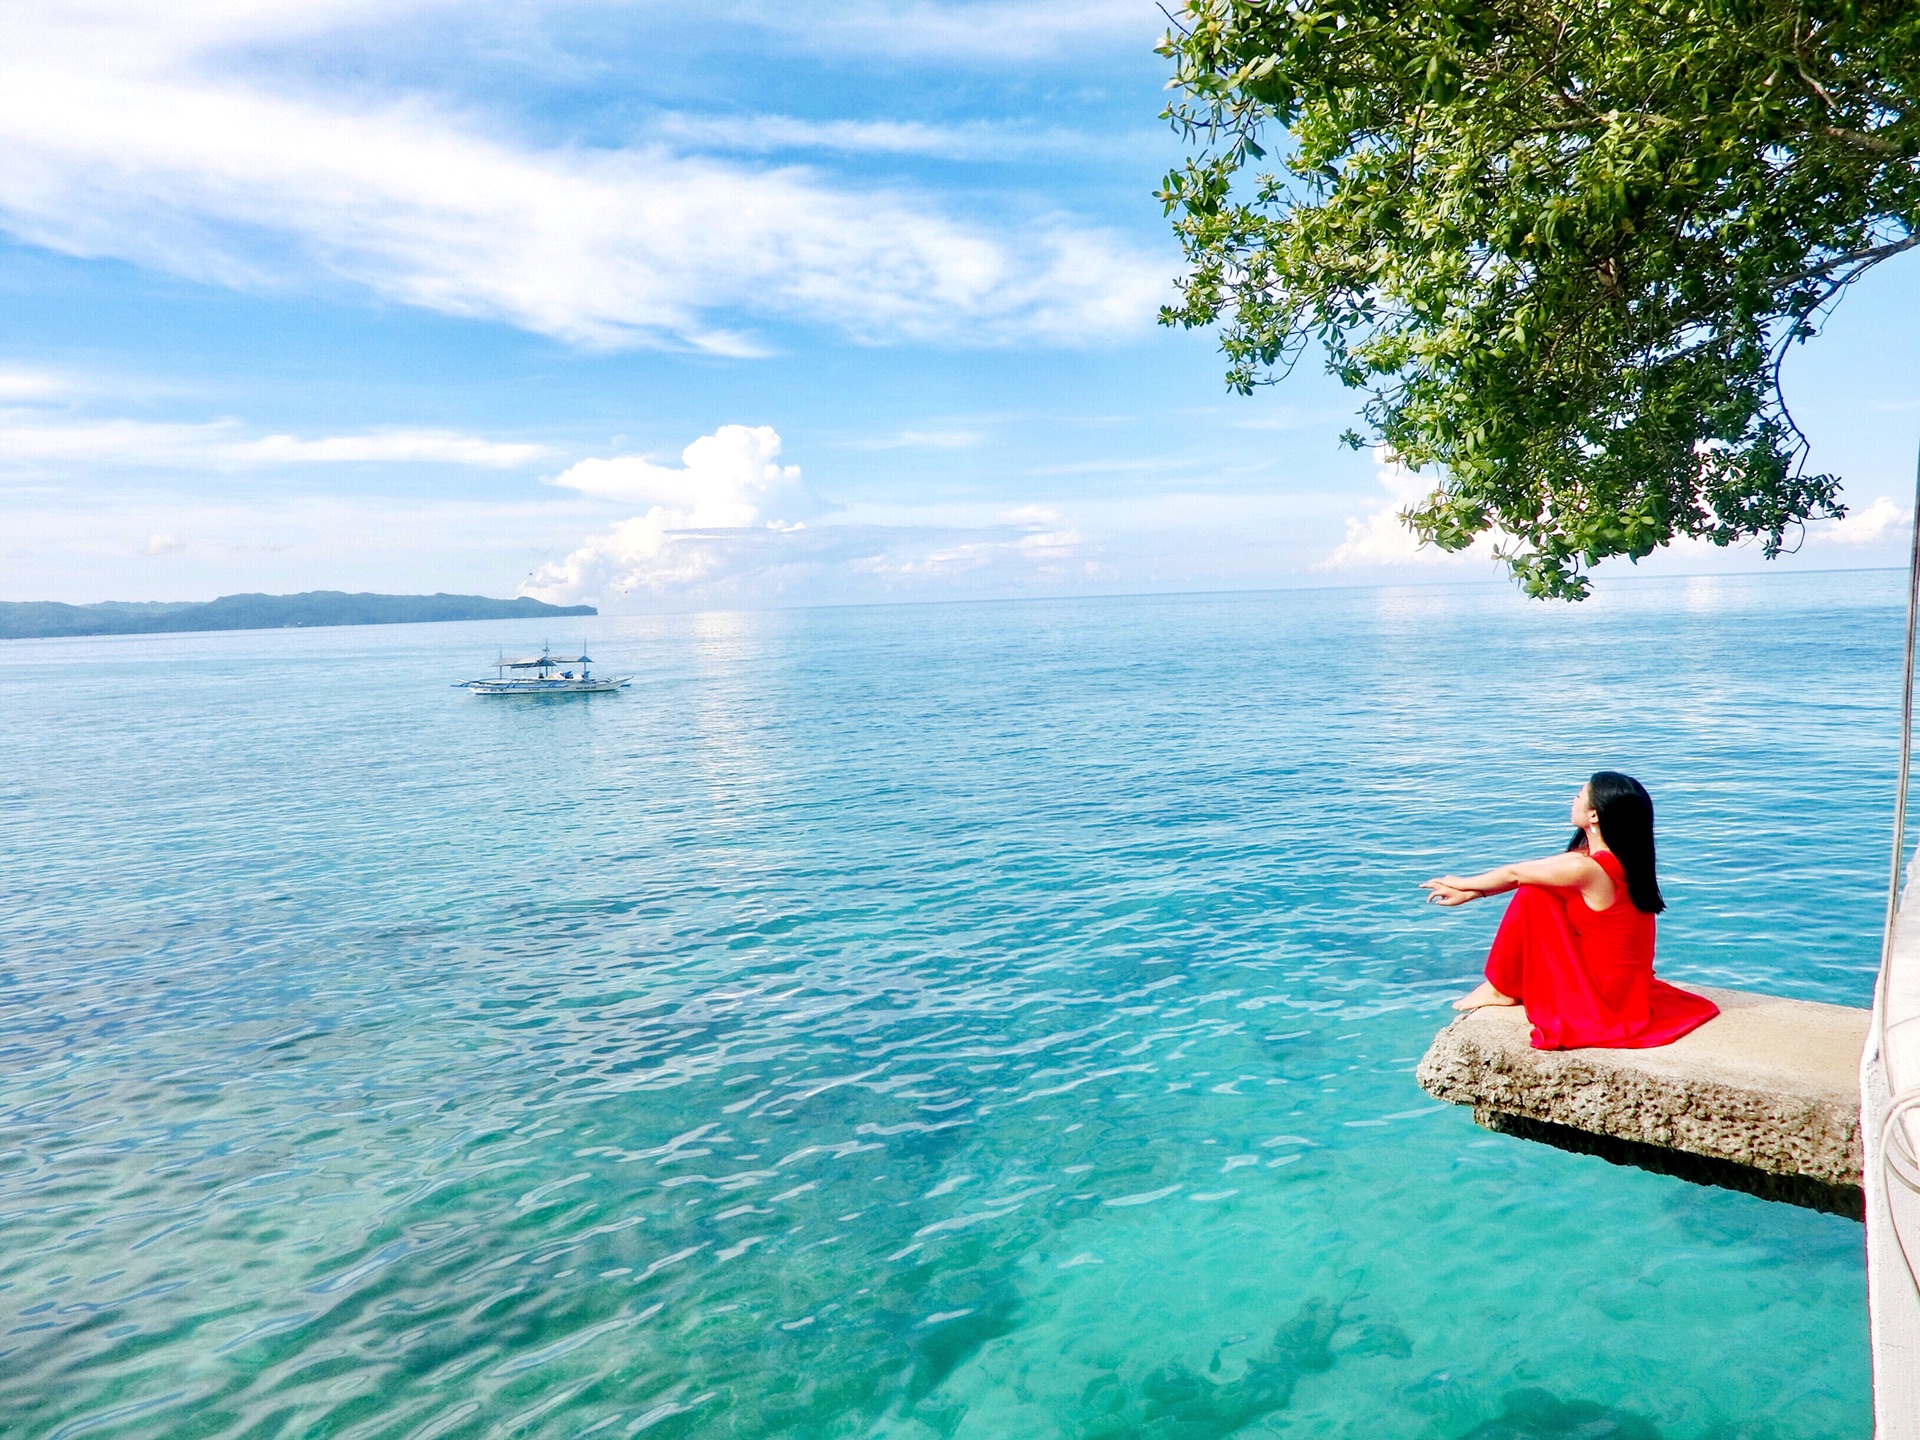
top-left (3, 0), bottom-right (1917, 610)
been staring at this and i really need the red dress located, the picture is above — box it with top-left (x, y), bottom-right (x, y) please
top-left (1483, 849), bottom-right (1719, 1050)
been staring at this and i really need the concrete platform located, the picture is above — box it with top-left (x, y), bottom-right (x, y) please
top-left (1416, 985), bottom-right (1870, 1218)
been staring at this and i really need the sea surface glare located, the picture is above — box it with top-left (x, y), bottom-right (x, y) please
top-left (0, 575), bottom-right (1885, 1439)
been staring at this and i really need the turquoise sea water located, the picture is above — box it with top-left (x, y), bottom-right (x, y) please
top-left (0, 573), bottom-right (1892, 1439)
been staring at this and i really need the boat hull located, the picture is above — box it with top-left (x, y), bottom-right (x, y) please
top-left (464, 677), bottom-right (631, 695)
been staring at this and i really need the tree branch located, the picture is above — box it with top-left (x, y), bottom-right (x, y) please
top-left (1818, 124), bottom-right (1908, 156)
top-left (1798, 231), bottom-right (1920, 280)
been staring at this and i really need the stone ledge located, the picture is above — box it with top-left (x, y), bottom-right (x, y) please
top-left (1416, 984), bottom-right (1869, 1211)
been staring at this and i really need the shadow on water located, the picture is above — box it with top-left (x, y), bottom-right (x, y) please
top-left (1072, 1292), bottom-right (1413, 1439)
top-left (1458, 1389), bottom-right (1661, 1439)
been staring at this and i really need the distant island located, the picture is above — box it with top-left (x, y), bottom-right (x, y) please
top-left (0, 591), bottom-right (596, 640)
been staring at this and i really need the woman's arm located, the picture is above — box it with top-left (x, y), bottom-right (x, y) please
top-left (1421, 851), bottom-right (1611, 907)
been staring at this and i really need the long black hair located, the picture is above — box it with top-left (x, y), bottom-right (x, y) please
top-left (1565, 770), bottom-right (1666, 914)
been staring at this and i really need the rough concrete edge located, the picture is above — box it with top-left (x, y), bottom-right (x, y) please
top-left (1474, 1110), bottom-right (1865, 1220)
top-left (1416, 1016), bottom-right (1864, 1188)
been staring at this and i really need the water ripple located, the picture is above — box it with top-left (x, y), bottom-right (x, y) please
top-left (0, 577), bottom-right (1883, 1438)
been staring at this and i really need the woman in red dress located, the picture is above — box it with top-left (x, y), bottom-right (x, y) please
top-left (1421, 771), bottom-right (1719, 1050)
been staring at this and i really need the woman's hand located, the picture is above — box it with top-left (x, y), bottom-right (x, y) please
top-left (1421, 877), bottom-right (1480, 906)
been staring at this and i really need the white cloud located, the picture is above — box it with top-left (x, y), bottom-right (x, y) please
top-left (743, 0), bottom-right (1163, 61)
top-left (235, 432), bottom-right (551, 467)
top-left (0, 367), bottom-right (66, 402)
top-left (1, 486), bottom-right (607, 604)
top-left (547, 425), bottom-right (826, 519)
top-left (842, 429), bottom-right (984, 451)
top-left (1024, 453), bottom-right (1194, 478)
top-left (1811, 494), bottom-right (1909, 546)
top-left (1317, 458), bottom-right (1914, 575)
top-left (649, 112), bottom-right (1148, 164)
top-left (0, 414), bottom-right (551, 470)
top-left (523, 424), bottom-right (1097, 607)
top-left (0, 3), bottom-right (1167, 352)
top-left (142, 531), bottom-right (184, 555)
top-left (1318, 449), bottom-right (1500, 571)
top-left (527, 425), bottom-right (826, 600)
top-left (1233, 405), bottom-right (1348, 433)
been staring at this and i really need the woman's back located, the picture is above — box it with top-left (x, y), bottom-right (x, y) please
top-left (1553, 849), bottom-right (1658, 1043)
top-left (1567, 849), bottom-right (1655, 959)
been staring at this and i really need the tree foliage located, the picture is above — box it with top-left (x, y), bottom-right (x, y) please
top-left (1160, 0), bottom-right (1920, 597)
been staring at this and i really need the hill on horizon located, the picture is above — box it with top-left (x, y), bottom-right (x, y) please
top-left (0, 590), bottom-right (597, 640)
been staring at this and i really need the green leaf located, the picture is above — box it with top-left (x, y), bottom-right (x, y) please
top-left (1160, 0), bottom-right (1912, 597)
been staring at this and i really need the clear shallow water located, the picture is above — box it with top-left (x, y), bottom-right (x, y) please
top-left (0, 573), bottom-right (1890, 1439)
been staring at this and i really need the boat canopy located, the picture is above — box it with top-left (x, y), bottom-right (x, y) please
top-left (491, 645), bottom-right (587, 668)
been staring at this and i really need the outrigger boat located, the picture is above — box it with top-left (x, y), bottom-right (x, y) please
top-left (457, 644), bottom-right (631, 696)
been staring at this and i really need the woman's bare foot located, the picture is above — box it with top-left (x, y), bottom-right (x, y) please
top-left (1452, 982), bottom-right (1518, 1012)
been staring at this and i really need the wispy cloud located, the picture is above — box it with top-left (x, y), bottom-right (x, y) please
top-left (841, 429), bottom-right (985, 452)
top-left (0, 415), bottom-right (552, 470)
top-left (0, 3), bottom-right (1167, 352)
top-left (1232, 405), bottom-right (1349, 433)
top-left (2, 485), bottom-right (611, 603)
top-left (1023, 453), bottom-right (1196, 478)
top-left (648, 112), bottom-right (1149, 164)
top-left (738, 0), bottom-right (1165, 61)
top-left (0, 366), bottom-right (66, 402)
top-left (236, 432), bottom-right (552, 467)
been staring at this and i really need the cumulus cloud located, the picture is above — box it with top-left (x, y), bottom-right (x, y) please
top-left (526, 425), bottom-right (828, 601)
top-left (1811, 495), bottom-right (1909, 547)
top-left (142, 531), bottom-right (184, 555)
top-left (0, 2), bottom-right (1166, 352)
top-left (547, 425), bottom-right (826, 520)
top-left (1318, 457), bottom-right (1912, 574)
top-left (1318, 449), bottom-right (1499, 572)
top-left (523, 424), bottom-right (1097, 607)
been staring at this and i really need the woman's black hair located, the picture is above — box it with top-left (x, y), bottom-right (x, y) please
top-left (1567, 771), bottom-right (1666, 914)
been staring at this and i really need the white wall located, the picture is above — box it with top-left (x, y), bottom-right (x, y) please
top-left (1864, 866), bottom-right (1920, 1438)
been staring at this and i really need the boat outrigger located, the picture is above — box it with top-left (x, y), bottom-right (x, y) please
top-left (457, 644), bottom-right (631, 696)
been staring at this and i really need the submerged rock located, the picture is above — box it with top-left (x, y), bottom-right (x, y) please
top-left (1459, 1387), bottom-right (1662, 1439)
